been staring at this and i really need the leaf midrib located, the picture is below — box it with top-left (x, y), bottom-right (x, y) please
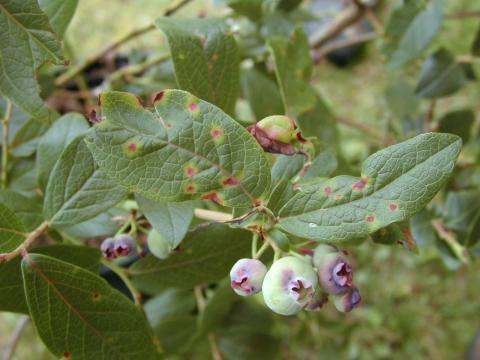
top-left (280, 138), bottom-right (459, 220)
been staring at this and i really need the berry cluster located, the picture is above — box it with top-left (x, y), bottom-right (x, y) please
top-left (100, 234), bottom-right (137, 260)
top-left (230, 244), bottom-right (361, 316)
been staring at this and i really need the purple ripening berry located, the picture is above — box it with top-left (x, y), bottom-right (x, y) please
top-left (313, 244), bottom-right (353, 295)
top-left (230, 258), bottom-right (267, 296)
top-left (100, 238), bottom-right (116, 260)
top-left (113, 234), bottom-right (137, 257)
top-left (332, 286), bottom-right (361, 313)
top-left (262, 256), bottom-right (318, 316)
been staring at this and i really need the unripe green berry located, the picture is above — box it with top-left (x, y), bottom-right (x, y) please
top-left (262, 256), bottom-right (318, 316)
top-left (147, 229), bottom-right (171, 260)
top-left (230, 258), bottom-right (267, 296)
top-left (332, 286), bottom-right (361, 313)
top-left (256, 115), bottom-right (296, 143)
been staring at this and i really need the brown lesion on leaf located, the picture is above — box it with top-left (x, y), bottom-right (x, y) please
top-left (366, 214), bottom-right (375, 223)
top-left (352, 177), bottom-right (368, 190)
top-left (184, 164), bottom-right (198, 178)
top-left (201, 191), bottom-right (224, 205)
top-left (388, 203), bottom-right (398, 211)
top-left (185, 183), bottom-right (197, 193)
top-left (152, 91), bottom-right (165, 105)
top-left (135, 95), bottom-right (145, 107)
top-left (63, 352), bottom-right (71, 359)
top-left (324, 186), bottom-right (333, 196)
top-left (221, 176), bottom-right (240, 187)
top-left (152, 336), bottom-right (163, 353)
top-left (92, 292), bottom-right (101, 301)
top-left (123, 140), bottom-right (141, 156)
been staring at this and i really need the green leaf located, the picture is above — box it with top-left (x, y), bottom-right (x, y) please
top-left (443, 190), bottom-right (480, 246)
top-left (267, 26), bottom-right (316, 116)
top-left (278, 133), bottom-right (461, 242)
top-left (0, 0), bottom-right (63, 122)
top-left (197, 278), bottom-right (236, 335)
top-left (415, 48), bottom-right (467, 98)
top-left (384, 0), bottom-right (444, 69)
top-left (437, 109), bottom-right (474, 143)
top-left (36, 112), bottom-right (89, 189)
top-left (22, 254), bottom-right (160, 359)
top-left (136, 194), bottom-right (194, 248)
top-left (155, 17), bottom-right (240, 114)
top-left (411, 209), bottom-right (437, 247)
top-left (10, 117), bottom-right (50, 157)
top-left (471, 22), bottom-right (480, 56)
top-left (85, 90), bottom-right (270, 208)
top-left (145, 289), bottom-right (197, 355)
top-left (130, 225), bottom-right (250, 294)
top-left (240, 67), bottom-right (285, 120)
top-left (9, 158), bottom-right (37, 193)
top-left (0, 202), bottom-right (26, 253)
top-left (38, 0), bottom-right (78, 38)
top-left (385, 81), bottom-right (420, 135)
top-left (0, 244), bottom-right (100, 313)
top-left (223, 0), bottom-right (264, 21)
top-left (303, 146), bottom-right (338, 179)
top-left (63, 210), bottom-right (123, 239)
top-left (44, 134), bottom-right (129, 228)
top-left (0, 190), bottom-right (43, 231)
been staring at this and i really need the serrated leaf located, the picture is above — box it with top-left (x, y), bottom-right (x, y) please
top-left (0, 0), bottom-right (63, 122)
top-left (136, 194), bottom-right (194, 248)
top-left (22, 254), bottom-right (160, 359)
top-left (38, 0), bottom-right (78, 38)
top-left (155, 17), bottom-right (240, 114)
top-left (130, 225), bottom-right (250, 294)
top-left (240, 67), bottom-right (284, 120)
top-left (0, 201), bottom-right (26, 253)
top-left (85, 90), bottom-right (270, 208)
top-left (44, 134), bottom-right (129, 228)
top-left (36, 112), bottom-right (89, 189)
top-left (10, 117), bottom-right (50, 157)
top-left (437, 109), bottom-right (474, 143)
top-left (415, 48), bottom-right (467, 98)
top-left (267, 26), bottom-right (316, 116)
top-left (385, 0), bottom-right (443, 69)
top-left (0, 190), bottom-right (43, 231)
top-left (0, 244), bottom-right (100, 313)
top-left (278, 133), bottom-right (461, 242)
top-left (145, 289), bottom-right (197, 355)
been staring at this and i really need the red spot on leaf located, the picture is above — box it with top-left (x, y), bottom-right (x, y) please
top-left (211, 128), bottom-right (223, 139)
top-left (389, 203), bottom-right (398, 211)
top-left (366, 215), bottom-right (375, 223)
top-left (188, 102), bottom-right (198, 111)
top-left (296, 131), bottom-right (307, 144)
top-left (92, 292), bottom-right (101, 300)
top-left (63, 352), bottom-right (71, 359)
top-left (185, 184), bottom-right (196, 193)
top-left (352, 177), bottom-right (367, 190)
top-left (127, 143), bottom-right (137, 152)
top-left (222, 176), bottom-right (240, 187)
top-left (201, 191), bottom-right (223, 205)
top-left (63, 59), bottom-right (71, 66)
top-left (153, 91), bottom-right (165, 104)
top-left (324, 186), bottom-right (332, 195)
top-left (185, 166), bottom-right (197, 178)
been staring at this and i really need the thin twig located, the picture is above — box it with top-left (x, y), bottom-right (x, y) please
top-left (55, 0), bottom-right (193, 87)
top-left (457, 54), bottom-right (480, 64)
top-left (109, 52), bottom-right (170, 82)
top-left (432, 220), bottom-right (469, 264)
top-left (190, 208), bottom-right (259, 232)
top-left (194, 209), bottom-right (233, 222)
top-left (101, 259), bottom-right (143, 307)
top-left (0, 221), bottom-right (49, 263)
top-left (1, 100), bottom-right (13, 189)
top-left (336, 117), bottom-right (394, 144)
top-left (313, 32), bottom-right (377, 62)
top-left (2, 316), bottom-right (30, 360)
top-left (309, 1), bottom-right (366, 49)
top-left (446, 10), bottom-right (480, 19)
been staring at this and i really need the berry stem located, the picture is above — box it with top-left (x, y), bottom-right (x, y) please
top-left (101, 259), bottom-right (143, 307)
top-left (251, 233), bottom-right (258, 258)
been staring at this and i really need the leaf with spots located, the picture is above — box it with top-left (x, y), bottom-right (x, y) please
top-left (129, 225), bottom-right (251, 294)
top-left (44, 134), bottom-right (129, 228)
top-left (21, 254), bottom-right (160, 359)
top-left (0, 0), bottom-right (63, 122)
top-left (155, 17), bottom-right (240, 115)
top-left (267, 26), bottom-right (316, 117)
top-left (278, 133), bottom-right (462, 242)
top-left (0, 202), bottom-right (26, 254)
top-left (0, 244), bottom-right (101, 314)
top-left (85, 90), bottom-right (270, 208)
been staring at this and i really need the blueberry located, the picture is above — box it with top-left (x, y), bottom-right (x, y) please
top-left (332, 286), bottom-right (361, 313)
top-left (230, 258), bottom-right (267, 296)
top-left (313, 244), bottom-right (353, 295)
top-left (100, 237), bottom-right (116, 260)
top-left (113, 234), bottom-right (136, 257)
top-left (262, 256), bottom-right (318, 316)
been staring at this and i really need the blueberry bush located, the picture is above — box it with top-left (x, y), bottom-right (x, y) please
top-left (1, 0), bottom-right (480, 359)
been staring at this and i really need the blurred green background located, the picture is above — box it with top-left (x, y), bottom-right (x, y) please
top-left (1, 0), bottom-right (480, 359)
